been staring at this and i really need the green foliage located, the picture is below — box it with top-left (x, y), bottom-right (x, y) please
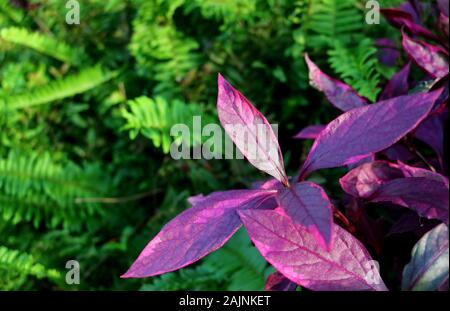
top-left (328, 38), bottom-right (384, 101)
top-left (0, 246), bottom-right (61, 290)
top-left (0, 150), bottom-right (108, 230)
top-left (121, 96), bottom-right (210, 153)
top-left (201, 228), bottom-right (272, 290)
top-left (307, 0), bottom-right (364, 48)
top-left (129, 0), bottom-right (201, 97)
top-left (0, 27), bottom-right (86, 65)
top-left (1, 66), bottom-right (118, 110)
top-left (184, 0), bottom-right (257, 25)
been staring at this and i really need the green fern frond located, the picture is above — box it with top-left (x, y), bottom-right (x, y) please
top-left (121, 96), bottom-right (210, 154)
top-left (130, 0), bottom-right (201, 96)
top-left (0, 27), bottom-right (86, 65)
top-left (1, 66), bottom-right (118, 110)
top-left (0, 246), bottom-right (60, 290)
top-left (328, 38), bottom-right (382, 101)
top-left (292, 0), bottom-right (363, 51)
top-left (0, 2), bottom-right (23, 24)
top-left (0, 150), bottom-right (108, 230)
top-left (184, 0), bottom-right (257, 24)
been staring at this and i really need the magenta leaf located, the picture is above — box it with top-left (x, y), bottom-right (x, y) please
top-left (341, 160), bottom-right (449, 199)
top-left (381, 8), bottom-right (438, 41)
top-left (402, 224), bottom-right (449, 291)
top-left (369, 177), bottom-right (449, 224)
top-left (340, 161), bottom-right (405, 199)
top-left (238, 209), bottom-right (388, 291)
top-left (293, 124), bottom-right (326, 140)
top-left (298, 90), bottom-right (442, 179)
top-left (276, 182), bottom-right (333, 249)
top-left (402, 31), bottom-right (449, 78)
top-left (379, 62), bottom-right (411, 100)
top-left (122, 189), bottom-right (275, 278)
top-left (264, 271), bottom-right (297, 291)
top-left (304, 54), bottom-right (368, 111)
top-left (217, 74), bottom-right (289, 186)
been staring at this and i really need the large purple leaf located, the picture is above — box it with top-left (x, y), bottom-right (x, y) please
top-left (381, 8), bottom-right (438, 41)
top-left (304, 54), bottom-right (368, 111)
top-left (293, 124), bottom-right (326, 140)
top-left (238, 209), bottom-right (388, 291)
top-left (276, 182), bottom-right (333, 249)
top-left (217, 74), bottom-right (289, 186)
top-left (379, 62), bottom-right (411, 100)
top-left (298, 90), bottom-right (442, 179)
top-left (122, 189), bottom-right (275, 278)
top-left (402, 224), bottom-right (449, 291)
top-left (402, 32), bottom-right (449, 79)
top-left (369, 177), bottom-right (449, 224)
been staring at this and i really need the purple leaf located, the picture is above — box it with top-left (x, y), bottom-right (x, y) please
top-left (402, 224), bottom-right (449, 291)
top-left (298, 90), bottom-right (442, 179)
top-left (369, 177), bottom-right (449, 224)
top-left (381, 8), bottom-right (438, 41)
top-left (340, 160), bottom-right (449, 199)
top-left (217, 74), bottom-right (289, 186)
top-left (293, 124), bottom-right (326, 140)
top-left (379, 62), bottom-right (411, 100)
top-left (122, 189), bottom-right (275, 278)
top-left (340, 161), bottom-right (405, 199)
top-left (402, 31), bottom-right (449, 78)
top-left (415, 109), bottom-right (448, 164)
top-left (238, 209), bottom-right (388, 291)
top-left (264, 271), bottom-right (297, 291)
top-left (304, 54), bottom-right (368, 111)
top-left (376, 39), bottom-right (400, 67)
top-left (276, 182), bottom-right (334, 249)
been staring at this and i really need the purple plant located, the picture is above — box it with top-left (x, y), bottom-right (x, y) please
top-left (122, 1), bottom-right (449, 291)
